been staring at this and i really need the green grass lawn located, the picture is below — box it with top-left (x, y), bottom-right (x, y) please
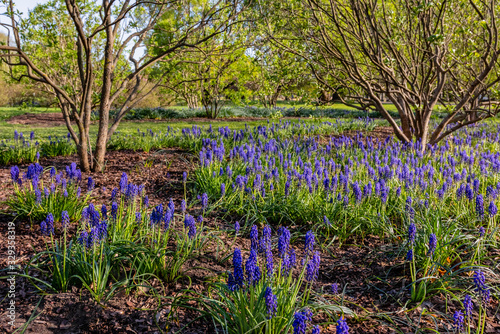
top-left (0, 105), bottom-right (388, 141)
top-left (3, 104), bottom-right (497, 143)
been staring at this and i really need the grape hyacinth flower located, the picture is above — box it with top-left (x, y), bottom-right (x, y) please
top-left (352, 182), bottom-right (362, 203)
top-left (305, 230), bottom-right (315, 258)
top-left (306, 251), bottom-right (321, 282)
top-left (473, 270), bottom-right (488, 300)
top-left (234, 221), bottom-right (240, 234)
top-left (46, 213), bottom-right (55, 235)
top-left (201, 193), bottom-right (208, 211)
top-left (476, 194), bottom-right (484, 218)
top-left (473, 269), bottom-right (491, 305)
top-left (119, 172), bottom-right (128, 193)
top-left (78, 231), bottom-right (89, 247)
top-left (101, 204), bottom-right (107, 220)
top-left (245, 248), bottom-right (261, 286)
top-left (188, 220), bottom-right (197, 239)
top-left (428, 233), bottom-right (437, 255)
top-left (111, 188), bottom-right (118, 201)
top-left (35, 189), bottom-right (42, 204)
top-left (264, 241), bottom-right (273, 276)
top-left (466, 185), bottom-right (473, 200)
top-left (143, 195), bottom-right (149, 207)
top-left (40, 219), bottom-right (48, 235)
top-left (463, 294), bottom-right (473, 319)
top-left (181, 199), bottom-right (186, 213)
top-left (89, 227), bottom-right (99, 246)
top-left (250, 225), bottom-right (259, 251)
top-left (343, 194), bottom-right (349, 207)
top-left (163, 210), bottom-right (173, 229)
top-left (61, 211), bottom-right (70, 229)
top-left (183, 171), bottom-right (187, 183)
top-left (278, 227), bottom-right (291, 258)
top-left (488, 201), bottom-right (497, 217)
top-left (453, 310), bottom-right (464, 332)
top-left (292, 309), bottom-right (313, 334)
top-left (408, 223), bottom-right (416, 244)
top-left (288, 248), bottom-right (296, 270)
top-left (87, 177), bottom-right (95, 192)
top-left (111, 202), bottom-right (118, 221)
top-left (184, 214), bottom-right (195, 228)
top-left (221, 183), bottom-right (226, 196)
top-left (406, 249), bottom-right (414, 261)
top-left (41, 213), bottom-right (55, 236)
top-left (10, 166), bottom-right (20, 184)
top-left (331, 283), bottom-right (339, 295)
top-left (230, 248), bottom-right (244, 290)
top-left (479, 226), bottom-right (485, 237)
top-left (480, 286), bottom-right (491, 305)
top-left (323, 216), bottom-right (331, 226)
top-left (336, 316), bottom-right (349, 334)
top-left (311, 325), bottom-right (321, 334)
top-left (264, 287), bottom-right (278, 319)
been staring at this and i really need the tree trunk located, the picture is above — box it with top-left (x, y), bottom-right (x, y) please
top-left (398, 100), bottom-right (413, 142)
top-left (93, 121), bottom-right (108, 172)
top-left (270, 85), bottom-right (282, 108)
top-left (187, 95), bottom-right (198, 109)
top-left (93, 2), bottom-right (114, 172)
top-left (77, 130), bottom-right (90, 172)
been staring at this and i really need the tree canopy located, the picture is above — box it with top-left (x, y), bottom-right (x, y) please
top-left (1, 0), bottom-right (500, 166)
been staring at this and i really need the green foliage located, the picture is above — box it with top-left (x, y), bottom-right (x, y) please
top-left (205, 272), bottom-right (307, 333)
top-left (22, 174), bottom-right (208, 303)
top-left (6, 165), bottom-right (91, 223)
top-left (0, 134), bottom-right (39, 165)
top-left (40, 134), bottom-right (76, 157)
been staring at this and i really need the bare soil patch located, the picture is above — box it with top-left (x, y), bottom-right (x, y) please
top-left (7, 112), bottom-right (68, 127)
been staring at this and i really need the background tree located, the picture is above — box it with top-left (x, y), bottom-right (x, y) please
top-left (249, 44), bottom-right (311, 108)
top-left (0, 0), bottom-right (249, 171)
top-left (153, 7), bottom-right (254, 118)
top-left (261, 0), bottom-right (500, 147)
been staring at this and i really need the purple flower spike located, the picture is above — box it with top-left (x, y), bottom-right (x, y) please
top-left (264, 287), bottom-right (278, 319)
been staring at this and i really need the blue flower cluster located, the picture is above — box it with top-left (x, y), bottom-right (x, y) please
top-left (473, 270), bottom-right (491, 305)
top-left (40, 213), bottom-right (55, 236)
top-left (78, 204), bottom-right (108, 248)
top-left (11, 162), bottom-right (85, 205)
top-left (292, 309), bottom-right (313, 334)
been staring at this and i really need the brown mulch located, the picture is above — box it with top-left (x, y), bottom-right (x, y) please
top-left (342, 126), bottom-right (394, 141)
top-left (305, 126), bottom-right (394, 146)
top-left (7, 113), bottom-right (68, 127)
